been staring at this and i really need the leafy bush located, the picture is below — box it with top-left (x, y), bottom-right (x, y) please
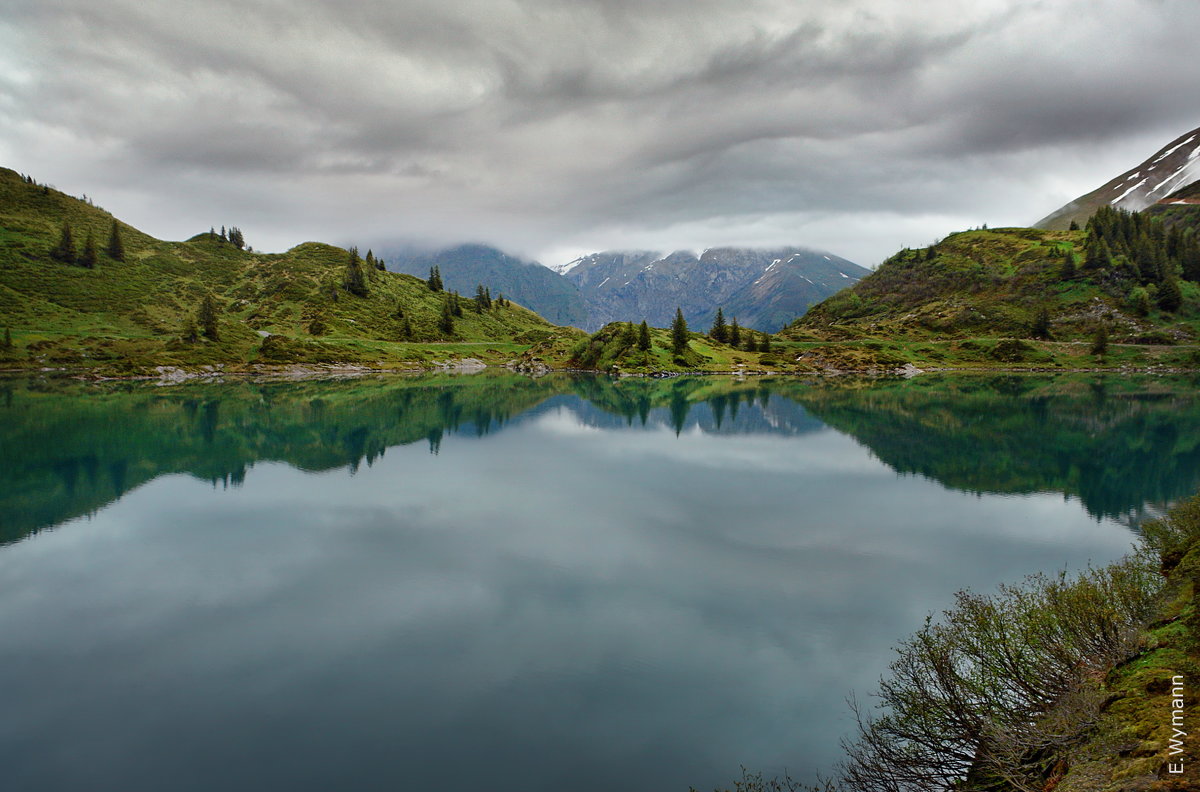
top-left (838, 553), bottom-right (1163, 792)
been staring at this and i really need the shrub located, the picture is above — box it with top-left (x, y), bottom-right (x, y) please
top-left (839, 554), bottom-right (1162, 792)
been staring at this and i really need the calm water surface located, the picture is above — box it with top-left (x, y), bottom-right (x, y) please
top-left (1, 372), bottom-right (1197, 791)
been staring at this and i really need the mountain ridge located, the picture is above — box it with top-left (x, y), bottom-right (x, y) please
top-left (1037, 125), bottom-right (1200, 230)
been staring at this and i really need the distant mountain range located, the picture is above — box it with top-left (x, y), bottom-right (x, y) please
top-left (1037, 125), bottom-right (1200, 230)
top-left (387, 244), bottom-right (866, 332)
top-left (556, 247), bottom-right (867, 331)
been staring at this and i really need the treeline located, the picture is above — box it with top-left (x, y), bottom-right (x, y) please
top-left (50, 219), bottom-right (126, 268)
top-left (205, 225), bottom-right (248, 250)
top-left (571, 306), bottom-right (777, 369)
top-left (1083, 205), bottom-right (1200, 312)
top-left (709, 307), bottom-right (773, 352)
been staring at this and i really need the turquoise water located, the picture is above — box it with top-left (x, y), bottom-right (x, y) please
top-left (0, 372), bottom-right (1195, 791)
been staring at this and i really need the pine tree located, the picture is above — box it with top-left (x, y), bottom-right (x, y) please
top-left (344, 247), bottom-right (368, 297)
top-left (438, 299), bottom-right (455, 336)
top-left (728, 318), bottom-right (741, 348)
top-left (228, 226), bottom-right (245, 249)
top-left (485, 287), bottom-right (492, 308)
top-left (473, 284), bottom-right (486, 312)
top-left (638, 320), bottom-right (651, 351)
top-left (198, 295), bottom-right (219, 340)
top-left (220, 225), bottom-right (227, 241)
top-left (1059, 248), bottom-right (1076, 280)
top-left (760, 332), bottom-right (772, 352)
top-left (107, 220), bottom-right (125, 262)
top-left (428, 266), bottom-right (443, 292)
top-left (709, 307), bottom-right (728, 343)
top-left (1090, 325), bottom-right (1108, 358)
top-left (1030, 308), bottom-right (1052, 340)
top-left (744, 332), bottom-right (758, 352)
top-left (449, 291), bottom-right (463, 317)
top-left (1069, 220), bottom-right (1080, 231)
top-left (1159, 277), bottom-right (1183, 312)
top-left (398, 315), bottom-right (413, 341)
top-left (80, 230), bottom-right (98, 269)
top-left (671, 308), bottom-right (688, 355)
top-left (620, 321), bottom-right (637, 349)
top-left (51, 222), bottom-right (76, 264)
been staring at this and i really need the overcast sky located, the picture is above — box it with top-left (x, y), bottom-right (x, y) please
top-left (2, 0), bottom-right (1198, 268)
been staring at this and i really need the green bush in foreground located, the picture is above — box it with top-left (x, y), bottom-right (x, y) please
top-left (707, 495), bottom-right (1200, 792)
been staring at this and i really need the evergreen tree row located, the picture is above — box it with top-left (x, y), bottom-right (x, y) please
top-left (207, 226), bottom-right (247, 249)
top-left (1084, 205), bottom-right (1200, 294)
top-left (51, 220), bottom-right (126, 267)
top-left (708, 306), bottom-right (773, 351)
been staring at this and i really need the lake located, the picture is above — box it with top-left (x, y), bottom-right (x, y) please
top-left (1, 372), bottom-right (1197, 792)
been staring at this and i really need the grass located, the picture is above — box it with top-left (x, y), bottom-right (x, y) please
top-left (0, 167), bottom-right (580, 374)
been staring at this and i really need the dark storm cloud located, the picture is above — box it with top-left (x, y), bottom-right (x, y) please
top-left (2, 0), bottom-right (1199, 265)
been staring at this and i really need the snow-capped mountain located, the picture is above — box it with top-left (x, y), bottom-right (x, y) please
top-left (557, 247), bottom-right (868, 332)
top-left (1037, 126), bottom-right (1200, 230)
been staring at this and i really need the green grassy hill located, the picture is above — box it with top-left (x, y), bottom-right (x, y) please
top-left (0, 167), bottom-right (580, 373)
top-left (780, 214), bottom-right (1200, 370)
top-left (793, 225), bottom-right (1197, 341)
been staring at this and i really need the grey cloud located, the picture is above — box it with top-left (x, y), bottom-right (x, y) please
top-left (3, 0), bottom-right (1199, 265)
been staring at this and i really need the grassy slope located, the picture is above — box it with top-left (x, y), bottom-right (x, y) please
top-left (781, 226), bottom-right (1200, 371)
top-left (0, 167), bottom-right (581, 373)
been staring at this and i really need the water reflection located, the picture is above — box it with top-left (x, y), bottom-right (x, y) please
top-left (2, 372), bottom-right (1199, 546)
top-left (1, 372), bottom-right (1198, 791)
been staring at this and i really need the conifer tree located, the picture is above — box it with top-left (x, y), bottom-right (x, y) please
top-left (344, 247), bottom-right (368, 297)
top-left (1158, 277), bottom-right (1183, 312)
top-left (620, 321), bottom-right (637, 349)
top-left (709, 307), bottom-right (728, 343)
top-left (198, 295), bottom-right (219, 340)
top-left (449, 291), bottom-right (463, 317)
top-left (51, 222), bottom-right (76, 264)
top-left (1069, 220), bottom-right (1080, 231)
top-left (1090, 325), bottom-right (1108, 358)
top-left (473, 284), bottom-right (486, 312)
top-left (398, 315), bottom-right (413, 340)
top-left (760, 332), bottom-right (772, 352)
top-left (485, 287), bottom-right (492, 308)
top-left (638, 320), bottom-right (651, 351)
top-left (228, 226), bottom-right (245, 249)
top-left (428, 265), bottom-right (443, 292)
top-left (728, 318), bottom-right (741, 348)
top-left (670, 308), bottom-right (689, 355)
top-left (744, 332), bottom-right (757, 352)
top-left (220, 226), bottom-right (227, 241)
top-left (1059, 248), bottom-right (1076, 280)
top-left (438, 299), bottom-right (455, 336)
top-left (80, 230), bottom-right (98, 269)
top-left (1030, 308), bottom-right (1052, 340)
top-left (107, 220), bottom-right (125, 261)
